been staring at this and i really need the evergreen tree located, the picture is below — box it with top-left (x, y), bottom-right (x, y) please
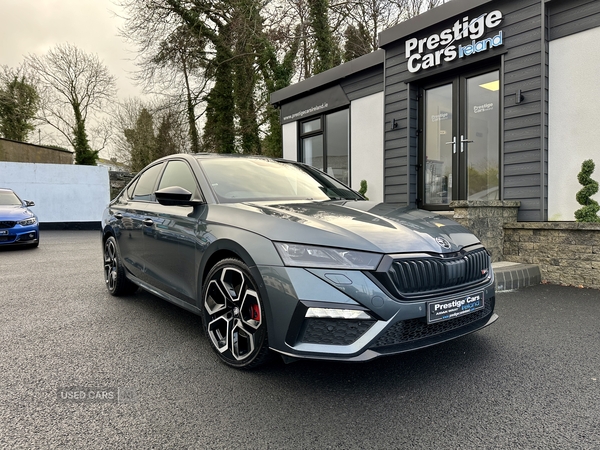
top-left (343, 24), bottom-right (372, 62)
top-left (125, 108), bottom-right (156, 172)
top-left (232, 0), bottom-right (263, 154)
top-left (308, 0), bottom-right (339, 74)
top-left (72, 113), bottom-right (98, 165)
top-left (0, 76), bottom-right (39, 142)
top-left (202, 40), bottom-right (236, 154)
top-left (575, 159), bottom-right (600, 222)
top-left (154, 113), bottom-right (179, 160)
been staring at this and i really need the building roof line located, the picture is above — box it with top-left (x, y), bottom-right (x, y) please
top-left (270, 49), bottom-right (384, 106)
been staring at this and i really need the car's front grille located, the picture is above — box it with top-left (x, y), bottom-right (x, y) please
top-left (371, 297), bottom-right (494, 349)
top-left (299, 319), bottom-right (376, 345)
top-left (377, 247), bottom-right (490, 297)
top-left (0, 221), bottom-right (16, 229)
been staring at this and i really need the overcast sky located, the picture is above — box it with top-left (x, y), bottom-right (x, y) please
top-left (1, 0), bottom-right (142, 100)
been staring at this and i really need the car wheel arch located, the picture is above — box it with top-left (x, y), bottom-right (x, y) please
top-left (102, 226), bottom-right (119, 242)
top-left (197, 240), bottom-right (274, 333)
top-left (198, 239), bottom-right (259, 286)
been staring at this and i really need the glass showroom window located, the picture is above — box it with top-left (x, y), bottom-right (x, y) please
top-left (300, 109), bottom-right (349, 185)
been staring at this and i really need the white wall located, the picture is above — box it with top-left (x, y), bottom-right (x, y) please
top-left (0, 162), bottom-right (110, 222)
top-left (280, 93), bottom-right (384, 202)
top-left (350, 92), bottom-right (384, 203)
top-left (282, 122), bottom-right (298, 161)
top-left (548, 27), bottom-right (600, 221)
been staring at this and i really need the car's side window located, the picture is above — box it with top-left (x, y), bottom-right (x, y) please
top-left (125, 179), bottom-right (138, 200)
top-left (131, 163), bottom-right (164, 202)
top-left (158, 160), bottom-right (198, 196)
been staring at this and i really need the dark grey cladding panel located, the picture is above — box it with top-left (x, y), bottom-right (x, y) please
top-left (280, 85), bottom-right (349, 125)
top-left (549, 0), bottom-right (600, 40)
top-left (270, 50), bottom-right (384, 106)
top-left (340, 66), bottom-right (384, 101)
top-left (382, 0), bottom-right (547, 220)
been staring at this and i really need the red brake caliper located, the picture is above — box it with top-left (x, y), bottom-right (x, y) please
top-left (250, 303), bottom-right (260, 322)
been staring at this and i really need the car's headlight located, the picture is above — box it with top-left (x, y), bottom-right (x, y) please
top-left (274, 242), bottom-right (382, 270)
top-left (19, 217), bottom-right (37, 226)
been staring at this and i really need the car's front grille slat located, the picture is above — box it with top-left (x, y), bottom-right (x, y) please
top-left (0, 221), bottom-right (16, 229)
top-left (380, 247), bottom-right (490, 297)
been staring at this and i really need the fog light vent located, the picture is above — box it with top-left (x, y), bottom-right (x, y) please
top-left (300, 318), bottom-right (376, 345)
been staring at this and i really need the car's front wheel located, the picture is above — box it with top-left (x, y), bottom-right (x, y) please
top-left (203, 258), bottom-right (270, 369)
top-left (103, 236), bottom-right (137, 296)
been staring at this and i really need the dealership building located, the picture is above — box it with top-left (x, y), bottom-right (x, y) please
top-left (270, 0), bottom-right (600, 225)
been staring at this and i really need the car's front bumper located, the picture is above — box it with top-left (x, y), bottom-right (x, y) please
top-left (258, 265), bottom-right (496, 362)
top-left (0, 224), bottom-right (39, 246)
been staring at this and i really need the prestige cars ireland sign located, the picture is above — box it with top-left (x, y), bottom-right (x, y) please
top-left (405, 10), bottom-right (504, 73)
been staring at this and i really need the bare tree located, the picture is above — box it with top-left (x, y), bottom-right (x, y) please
top-left (336, 0), bottom-right (447, 59)
top-left (110, 97), bottom-right (146, 165)
top-left (404, 0), bottom-right (447, 20)
top-left (115, 0), bottom-right (446, 159)
top-left (117, 0), bottom-right (208, 154)
top-left (118, 0), bottom-right (300, 156)
top-left (26, 43), bottom-right (117, 165)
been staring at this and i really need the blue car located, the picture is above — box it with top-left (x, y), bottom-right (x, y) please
top-left (0, 188), bottom-right (39, 248)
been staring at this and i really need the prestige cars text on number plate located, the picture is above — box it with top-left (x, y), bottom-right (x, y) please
top-left (101, 153), bottom-right (498, 369)
top-left (427, 293), bottom-right (485, 324)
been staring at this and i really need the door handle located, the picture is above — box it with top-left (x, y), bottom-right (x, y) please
top-left (142, 219), bottom-right (154, 227)
top-left (445, 136), bottom-right (457, 154)
top-left (460, 135), bottom-right (473, 153)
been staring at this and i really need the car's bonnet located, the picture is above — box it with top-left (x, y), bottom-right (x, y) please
top-left (211, 201), bottom-right (480, 254)
top-left (0, 205), bottom-right (34, 221)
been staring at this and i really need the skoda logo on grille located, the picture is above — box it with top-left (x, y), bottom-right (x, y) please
top-left (435, 237), bottom-right (451, 249)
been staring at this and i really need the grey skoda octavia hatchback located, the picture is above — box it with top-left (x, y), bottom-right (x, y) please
top-left (102, 154), bottom-right (497, 369)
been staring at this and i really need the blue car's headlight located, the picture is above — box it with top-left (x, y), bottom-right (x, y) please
top-left (274, 242), bottom-right (382, 270)
top-left (19, 217), bottom-right (37, 226)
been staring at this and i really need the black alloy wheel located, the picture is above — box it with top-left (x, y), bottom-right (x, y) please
top-left (203, 258), bottom-right (270, 369)
top-left (103, 236), bottom-right (137, 296)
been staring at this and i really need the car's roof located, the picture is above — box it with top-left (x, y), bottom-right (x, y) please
top-left (192, 153), bottom-right (277, 160)
top-left (0, 188), bottom-right (15, 193)
top-left (171, 153), bottom-right (301, 167)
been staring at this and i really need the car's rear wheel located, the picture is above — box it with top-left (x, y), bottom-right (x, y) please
top-left (203, 258), bottom-right (270, 369)
top-left (103, 236), bottom-right (137, 296)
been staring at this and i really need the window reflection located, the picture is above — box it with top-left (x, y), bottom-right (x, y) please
top-left (467, 71), bottom-right (499, 201)
top-left (300, 109), bottom-right (349, 186)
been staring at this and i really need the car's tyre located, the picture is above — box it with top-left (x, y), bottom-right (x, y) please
top-left (203, 258), bottom-right (271, 369)
top-left (103, 236), bottom-right (137, 296)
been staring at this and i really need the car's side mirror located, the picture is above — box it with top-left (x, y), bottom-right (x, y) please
top-left (155, 186), bottom-right (202, 206)
top-left (25, 200), bottom-right (35, 207)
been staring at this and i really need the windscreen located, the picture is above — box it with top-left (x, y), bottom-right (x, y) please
top-left (197, 158), bottom-right (362, 203)
top-left (0, 191), bottom-right (22, 206)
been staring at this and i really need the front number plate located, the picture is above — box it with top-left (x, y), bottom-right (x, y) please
top-left (427, 292), bottom-right (484, 324)
top-left (0, 230), bottom-right (7, 235)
